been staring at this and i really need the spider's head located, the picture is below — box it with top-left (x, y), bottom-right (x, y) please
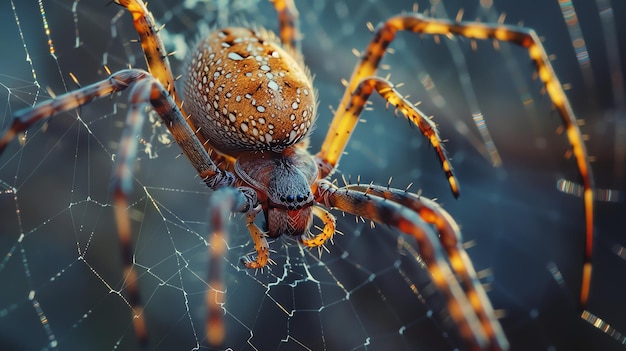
top-left (235, 147), bottom-right (318, 238)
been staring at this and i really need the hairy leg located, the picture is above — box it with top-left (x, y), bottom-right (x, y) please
top-left (316, 77), bottom-right (459, 196)
top-left (299, 206), bottom-right (337, 248)
top-left (344, 183), bottom-right (507, 349)
top-left (313, 179), bottom-right (508, 351)
top-left (270, 0), bottom-right (300, 52)
top-left (242, 211), bottom-right (271, 269)
top-left (205, 187), bottom-right (257, 345)
top-left (317, 11), bottom-right (594, 308)
top-left (110, 75), bottom-right (246, 346)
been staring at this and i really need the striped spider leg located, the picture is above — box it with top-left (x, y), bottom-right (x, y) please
top-left (3, 0), bottom-right (315, 348)
top-left (0, 65), bottom-right (258, 347)
top-left (312, 180), bottom-right (508, 350)
top-left (0, 0), bottom-right (264, 348)
top-left (316, 12), bottom-right (595, 310)
top-left (0, 64), bottom-right (254, 343)
top-left (308, 52), bottom-right (506, 349)
top-left (314, 11), bottom-right (597, 351)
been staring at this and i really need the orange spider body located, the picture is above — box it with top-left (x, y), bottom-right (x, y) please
top-left (185, 28), bottom-right (320, 240)
top-left (185, 28), bottom-right (315, 155)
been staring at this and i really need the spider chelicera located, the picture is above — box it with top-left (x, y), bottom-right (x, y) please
top-left (0, 0), bottom-right (595, 350)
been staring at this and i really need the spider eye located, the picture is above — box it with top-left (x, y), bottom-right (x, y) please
top-left (285, 195), bottom-right (295, 202)
top-left (296, 194), bottom-right (306, 202)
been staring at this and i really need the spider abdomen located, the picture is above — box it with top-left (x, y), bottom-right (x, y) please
top-left (184, 27), bottom-right (316, 156)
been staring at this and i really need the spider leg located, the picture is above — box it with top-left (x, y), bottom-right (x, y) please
top-left (313, 179), bottom-right (507, 351)
top-left (241, 211), bottom-right (271, 269)
top-left (299, 205), bottom-right (337, 248)
top-left (114, 0), bottom-right (227, 168)
top-left (270, 0), bottom-right (300, 52)
top-left (205, 186), bottom-right (256, 346)
top-left (109, 74), bottom-right (246, 346)
top-left (317, 77), bottom-right (459, 197)
top-left (110, 78), bottom-right (153, 348)
top-left (0, 68), bottom-right (232, 188)
top-left (114, 0), bottom-right (179, 103)
top-left (0, 62), bottom-right (240, 345)
top-left (320, 13), bottom-right (595, 309)
top-left (0, 69), bottom-right (146, 154)
top-left (343, 183), bottom-right (508, 350)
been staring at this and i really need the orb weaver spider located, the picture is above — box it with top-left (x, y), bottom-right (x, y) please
top-left (0, 0), bottom-right (595, 350)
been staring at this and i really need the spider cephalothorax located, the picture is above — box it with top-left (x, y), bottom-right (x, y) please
top-left (0, 0), bottom-right (596, 350)
top-left (235, 147), bottom-right (318, 238)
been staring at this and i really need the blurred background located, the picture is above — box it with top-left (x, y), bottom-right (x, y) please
top-left (0, 0), bottom-right (624, 350)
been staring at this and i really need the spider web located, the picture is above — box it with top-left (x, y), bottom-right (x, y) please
top-left (0, 0), bottom-right (625, 350)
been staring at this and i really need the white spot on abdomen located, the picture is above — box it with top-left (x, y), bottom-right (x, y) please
top-left (227, 52), bottom-right (244, 61)
top-left (268, 80), bottom-right (279, 91)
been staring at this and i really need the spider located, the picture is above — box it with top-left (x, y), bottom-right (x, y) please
top-left (0, 0), bottom-right (595, 350)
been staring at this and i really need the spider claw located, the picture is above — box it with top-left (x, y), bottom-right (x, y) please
top-left (242, 257), bottom-right (263, 270)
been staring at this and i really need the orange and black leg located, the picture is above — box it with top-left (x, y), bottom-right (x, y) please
top-left (313, 179), bottom-right (508, 351)
top-left (270, 0), bottom-right (300, 52)
top-left (317, 76), bottom-right (459, 196)
top-left (318, 12), bottom-right (594, 309)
